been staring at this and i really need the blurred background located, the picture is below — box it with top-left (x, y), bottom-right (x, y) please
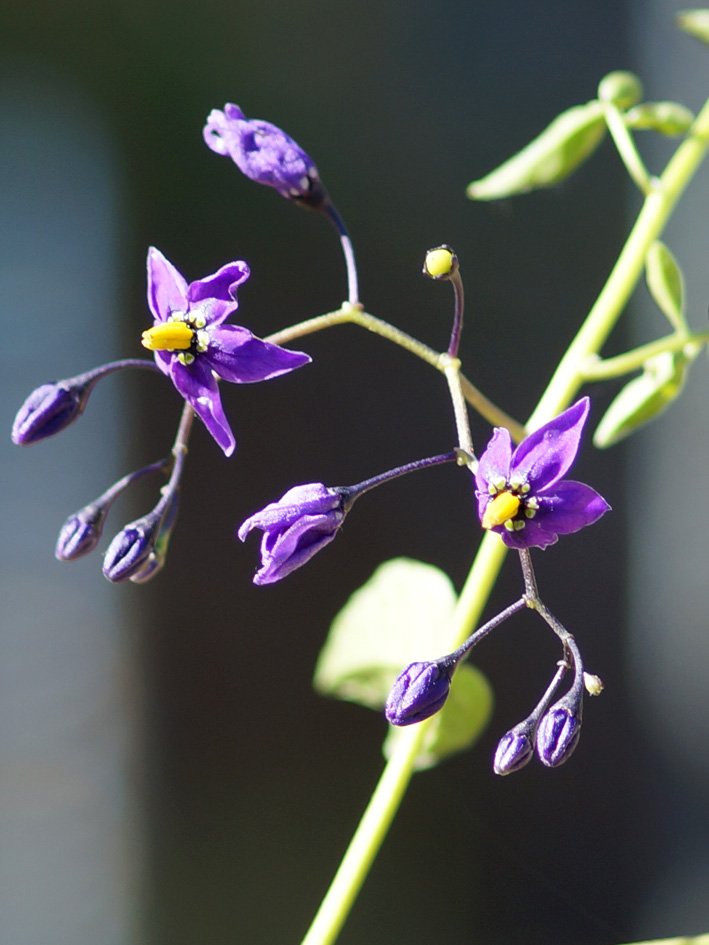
top-left (2, 1), bottom-right (709, 943)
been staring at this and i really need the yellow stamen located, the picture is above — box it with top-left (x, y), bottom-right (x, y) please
top-left (482, 491), bottom-right (521, 530)
top-left (141, 322), bottom-right (194, 351)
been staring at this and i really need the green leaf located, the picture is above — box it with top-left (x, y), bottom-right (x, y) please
top-left (593, 350), bottom-right (695, 448)
top-left (625, 102), bottom-right (695, 136)
top-left (645, 241), bottom-right (686, 331)
top-left (466, 101), bottom-right (606, 200)
top-left (383, 663), bottom-right (494, 770)
top-left (677, 9), bottom-right (709, 44)
top-left (313, 558), bottom-right (458, 709)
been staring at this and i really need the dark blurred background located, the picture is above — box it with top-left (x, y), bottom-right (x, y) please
top-left (2, 1), bottom-right (709, 944)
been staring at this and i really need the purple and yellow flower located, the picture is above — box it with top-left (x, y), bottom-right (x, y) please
top-left (203, 104), bottom-right (325, 207)
top-left (475, 397), bottom-right (610, 549)
top-left (238, 483), bottom-right (350, 584)
top-left (141, 247), bottom-right (310, 456)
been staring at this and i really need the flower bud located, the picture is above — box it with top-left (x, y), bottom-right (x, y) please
top-left (56, 504), bottom-right (105, 561)
top-left (536, 693), bottom-right (582, 767)
top-left (102, 514), bottom-right (160, 583)
top-left (493, 720), bottom-right (536, 776)
top-left (423, 245), bottom-right (458, 280)
top-left (385, 660), bottom-right (453, 726)
top-left (597, 70), bottom-right (643, 109)
top-left (203, 104), bottom-right (327, 209)
top-left (12, 378), bottom-right (95, 446)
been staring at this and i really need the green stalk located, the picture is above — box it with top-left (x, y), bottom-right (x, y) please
top-left (298, 91), bottom-right (709, 945)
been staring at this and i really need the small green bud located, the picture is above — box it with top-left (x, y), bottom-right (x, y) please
top-left (466, 101), bottom-right (606, 200)
top-left (423, 245), bottom-right (459, 280)
top-left (625, 101), bottom-right (695, 136)
top-left (677, 9), bottom-right (709, 45)
top-left (597, 71), bottom-right (643, 109)
top-left (593, 350), bottom-right (695, 448)
top-left (645, 240), bottom-right (686, 331)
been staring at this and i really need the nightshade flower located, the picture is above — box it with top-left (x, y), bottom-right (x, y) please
top-left (475, 398), bottom-right (610, 549)
top-left (493, 720), bottom-right (537, 775)
top-left (536, 693), bottom-right (583, 767)
top-left (203, 104), bottom-right (326, 208)
top-left (238, 483), bottom-right (350, 585)
top-left (142, 248), bottom-right (310, 456)
top-left (385, 660), bottom-right (454, 726)
top-left (12, 377), bottom-right (96, 445)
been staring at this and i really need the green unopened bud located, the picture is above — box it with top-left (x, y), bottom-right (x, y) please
top-left (645, 241), bottom-right (686, 331)
top-left (677, 9), bottom-right (709, 45)
top-left (466, 101), bottom-right (606, 200)
top-left (593, 350), bottom-right (695, 448)
top-left (423, 245), bottom-right (458, 280)
top-left (597, 71), bottom-right (643, 109)
top-left (625, 102), bottom-right (695, 136)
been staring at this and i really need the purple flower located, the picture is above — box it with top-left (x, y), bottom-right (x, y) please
top-left (142, 248), bottom-right (310, 456)
top-left (475, 397), bottom-right (610, 549)
top-left (12, 378), bottom-right (96, 445)
top-left (385, 660), bottom-right (453, 726)
top-left (203, 104), bottom-right (325, 208)
top-left (56, 504), bottom-right (106, 561)
top-left (493, 720), bottom-right (537, 775)
top-left (536, 694), bottom-right (583, 767)
top-left (238, 483), bottom-right (349, 585)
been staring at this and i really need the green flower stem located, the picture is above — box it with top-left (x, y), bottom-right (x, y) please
top-left (603, 102), bottom-right (655, 194)
top-left (530, 90), bottom-right (709, 429)
top-left (300, 533), bottom-right (507, 945)
top-left (580, 328), bottom-right (709, 381)
top-left (266, 306), bottom-right (525, 439)
top-left (442, 357), bottom-right (475, 457)
top-left (299, 90), bottom-right (709, 945)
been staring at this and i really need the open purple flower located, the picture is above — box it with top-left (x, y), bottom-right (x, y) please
top-left (238, 483), bottom-right (350, 584)
top-left (475, 398), bottom-right (610, 549)
top-left (142, 247), bottom-right (310, 456)
top-left (203, 104), bottom-right (325, 208)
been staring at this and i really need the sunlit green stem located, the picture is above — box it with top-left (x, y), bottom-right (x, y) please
top-left (530, 92), bottom-right (709, 429)
top-left (266, 307), bottom-right (525, 439)
top-left (603, 102), bottom-right (655, 194)
top-left (581, 329), bottom-right (709, 381)
top-left (299, 90), bottom-right (709, 945)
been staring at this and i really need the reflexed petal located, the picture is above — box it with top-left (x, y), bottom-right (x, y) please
top-left (255, 517), bottom-right (340, 584)
top-left (511, 398), bottom-right (590, 491)
top-left (203, 106), bottom-right (244, 155)
top-left (188, 260), bottom-right (250, 306)
top-left (206, 327), bottom-right (311, 383)
top-left (153, 349), bottom-right (172, 377)
top-left (147, 247), bottom-right (188, 322)
top-left (475, 426), bottom-right (513, 493)
top-left (170, 358), bottom-right (235, 456)
top-left (238, 484), bottom-right (342, 539)
top-left (534, 480), bottom-right (610, 534)
top-left (495, 519), bottom-right (560, 550)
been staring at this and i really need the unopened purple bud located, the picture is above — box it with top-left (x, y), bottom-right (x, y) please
top-left (536, 695), bottom-right (583, 768)
top-left (493, 721), bottom-right (537, 776)
top-left (102, 515), bottom-right (159, 583)
top-left (203, 104), bottom-right (326, 208)
top-left (56, 504), bottom-right (105, 561)
top-left (12, 379), bottom-right (94, 445)
top-left (385, 660), bottom-right (453, 726)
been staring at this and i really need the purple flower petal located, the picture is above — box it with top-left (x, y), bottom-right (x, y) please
top-left (238, 484), bottom-right (342, 539)
top-left (534, 481), bottom-right (611, 534)
top-left (495, 520), bottom-right (560, 550)
top-left (511, 398), bottom-right (590, 491)
top-left (169, 358), bottom-right (235, 456)
top-left (187, 260), bottom-right (250, 306)
top-left (206, 327), bottom-right (311, 383)
top-left (475, 426), bottom-right (513, 492)
top-left (147, 247), bottom-right (188, 322)
top-left (255, 516), bottom-right (341, 584)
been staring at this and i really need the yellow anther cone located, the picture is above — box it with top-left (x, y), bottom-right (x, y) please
top-left (482, 491), bottom-right (521, 530)
top-left (142, 321), bottom-right (194, 351)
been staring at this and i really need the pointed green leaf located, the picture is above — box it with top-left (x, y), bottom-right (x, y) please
top-left (645, 241), bottom-right (686, 331)
top-left (313, 558), bottom-right (458, 709)
top-left (383, 663), bottom-right (493, 770)
top-left (593, 350), bottom-right (695, 448)
top-left (677, 9), bottom-right (709, 44)
top-left (466, 101), bottom-right (606, 200)
top-left (625, 102), bottom-right (695, 136)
